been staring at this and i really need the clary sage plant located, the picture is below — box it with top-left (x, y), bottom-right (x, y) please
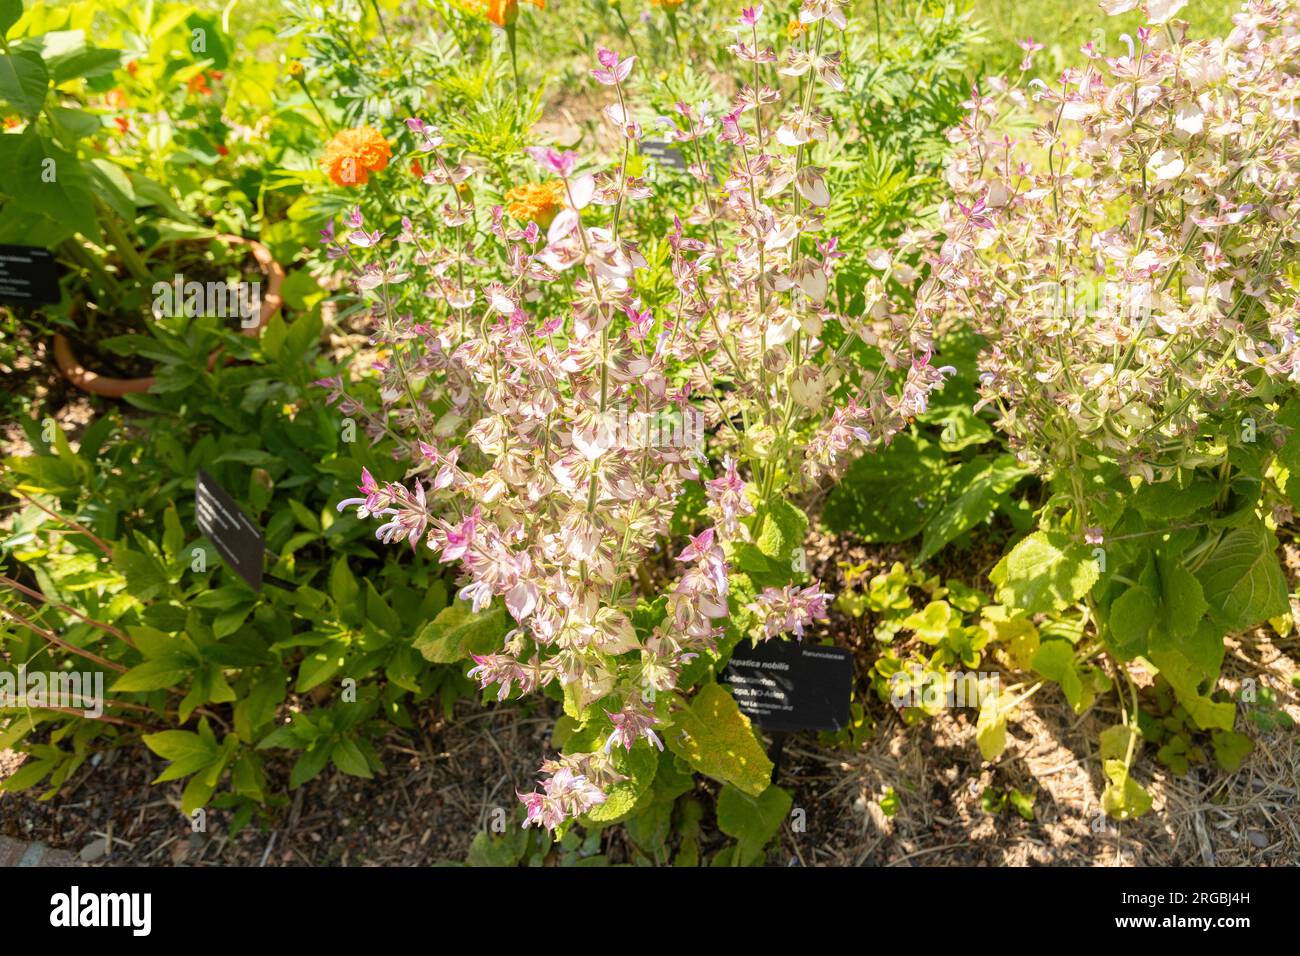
top-left (932, 0), bottom-right (1300, 816)
top-left (320, 0), bottom-right (942, 828)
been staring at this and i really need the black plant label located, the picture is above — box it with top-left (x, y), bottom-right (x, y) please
top-left (0, 245), bottom-right (60, 305)
top-left (640, 139), bottom-right (687, 172)
top-left (722, 641), bottom-right (853, 732)
top-left (195, 468), bottom-right (264, 592)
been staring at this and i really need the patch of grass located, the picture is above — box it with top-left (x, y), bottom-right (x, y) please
top-left (962, 0), bottom-right (1240, 75)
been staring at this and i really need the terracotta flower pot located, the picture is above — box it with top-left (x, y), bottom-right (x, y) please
top-left (53, 234), bottom-right (285, 398)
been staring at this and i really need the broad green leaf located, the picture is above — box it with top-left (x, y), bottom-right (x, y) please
top-left (1131, 474), bottom-right (1218, 520)
top-left (992, 531), bottom-right (1099, 615)
top-left (1106, 586), bottom-right (1155, 660)
top-left (822, 434), bottom-right (947, 542)
top-left (288, 498), bottom-right (321, 533)
top-left (716, 783), bottom-right (792, 865)
top-left (1194, 522), bottom-right (1288, 633)
top-left (467, 827), bottom-right (529, 867)
top-left (180, 773), bottom-right (217, 816)
top-left (585, 742), bottom-right (658, 824)
top-left (0, 48), bottom-right (47, 117)
top-left (917, 456), bottom-right (1027, 563)
top-left (112, 544), bottom-right (169, 602)
top-left (289, 743), bottom-right (332, 789)
top-left (364, 580), bottom-right (402, 636)
top-left (1099, 724), bottom-right (1139, 763)
top-left (754, 497), bottom-right (807, 567)
top-left (413, 602), bottom-right (510, 664)
top-left (1275, 395), bottom-right (1300, 503)
top-left (1101, 760), bottom-right (1152, 819)
top-left (975, 691), bottom-right (1011, 761)
top-left (0, 0), bottom-right (23, 35)
top-left (162, 503), bottom-right (184, 561)
top-left (330, 556), bottom-right (359, 609)
top-left (144, 730), bottom-right (222, 786)
top-left (142, 730), bottom-right (216, 764)
top-left (46, 45), bottom-right (122, 84)
top-left (666, 683), bottom-right (772, 796)
top-left (1159, 557), bottom-right (1208, 639)
top-left (1031, 640), bottom-right (1095, 714)
top-left (933, 405), bottom-right (995, 451)
top-left (3, 132), bottom-right (98, 238)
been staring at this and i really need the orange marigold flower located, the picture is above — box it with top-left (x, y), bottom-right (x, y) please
top-left (504, 180), bottom-right (566, 227)
top-left (478, 0), bottom-right (544, 27)
top-left (113, 116), bottom-right (130, 133)
top-left (410, 158), bottom-right (425, 178)
top-left (321, 125), bottom-right (392, 187)
top-left (187, 72), bottom-right (212, 95)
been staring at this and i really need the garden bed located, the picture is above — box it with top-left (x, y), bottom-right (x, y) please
top-left (3, 0), bottom-right (1298, 872)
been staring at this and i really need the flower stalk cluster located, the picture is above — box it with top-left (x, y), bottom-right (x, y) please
top-left (321, 0), bottom-right (942, 829)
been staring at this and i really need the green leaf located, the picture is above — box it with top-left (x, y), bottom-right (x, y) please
top-left (288, 498), bottom-right (321, 533)
top-left (46, 45), bottom-right (122, 84)
top-left (1032, 640), bottom-right (1103, 714)
top-left (365, 580), bottom-right (403, 637)
top-left (2, 132), bottom-right (98, 238)
top-left (1106, 586), bottom-right (1155, 660)
top-left (295, 640), bottom-right (347, 693)
top-left (1007, 788), bottom-right (1035, 821)
top-left (162, 503), bottom-right (185, 561)
top-left (1101, 760), bottom-right (1152, 820)
top-left (1099, 724), bottom-right (1140, 763)
top-left (1159, 557), bottom-right (1208, 639)
top-left (585, 742), bottom-right (658, 824)
top-left (666, 683), bottom-right (773, 796)
top-left (917, 456), bottom-right (1027, 563)
top-left (1275, 396), bottom-right (1300, 504)
top-left (716, 783), bottom-right (792, 865)
top-left (0, 48), bottom-right (48, 117)
top-left (1194, 522), bottom-right (1289, 633)
top-left (933, 405), bottom-right (995, 452)
top-left (1211, 730), bottom-right (1253, 772)
top-left (289, 743), bottom-right (332, 789)
top-left (142, 730), bottom-right (217, 764)
top-left (0, 0), bottom-right (23, 36)
top-left (111, 656), bottom-right (193, 692)
top-left (992, 531), bottom-right (1099, 615)
top-left (975, 691), bottom-right (1012, 761)
top-left (467, 827), bottom-right (529, 867)
top-left (1131, 474), bottom-right (1219, 520)
top-left (1148, 618), bottom-right (1233, 732)
top-left (413, 602), bottom-right (509, 664)
top-left (330, 737), bottom-right (373, 778)
top-left (180, 773), bottom-right (217, 815)
top-left (330, 557), bottom-right (359, 609)
top-left (754, 497), bottom-right (807, 568)
top-left (822, 434), bottom-right (947, 542)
